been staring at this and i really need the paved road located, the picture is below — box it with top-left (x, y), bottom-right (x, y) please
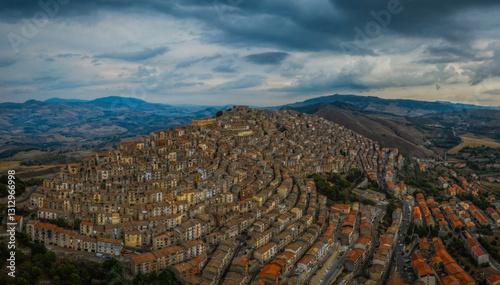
top-left (383, 197), bottom-right (413, 284)
top-left (357, 178), bottom-right (368, 189)
top-left (320, 246), bottom-right (352, 285)
top-left (490, 256), bottom-right (500, 273)
top-left (396, 198), bottom-right (414, 282)
top-left (356, 206), bottom-right (385, 278)
top-left (219, 235), bottom-right (246, 285)
top-left (306, 243), bottom-right (340, 285)
top-left (17, 185), bottom-right (37, 204)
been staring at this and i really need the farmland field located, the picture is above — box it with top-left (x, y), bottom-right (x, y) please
top-left (448, 134), bottom-right (500, 154)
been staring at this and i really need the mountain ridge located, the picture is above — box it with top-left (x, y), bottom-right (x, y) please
top-left (288, 102), bottom-right (436, 157)
top-left (279, 94), bottom-right (499, 116)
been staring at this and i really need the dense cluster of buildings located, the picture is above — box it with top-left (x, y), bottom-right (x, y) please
top-left (410, 191), bottom-right (498, 235)
top-left (438, 170), bottom-right (487, 197)
top-left (412, 237), bottom-right (475, 284)
top-left (24, 107), bottom-right (402, 284)
top-left (20, 106), bottom-right (500, 284)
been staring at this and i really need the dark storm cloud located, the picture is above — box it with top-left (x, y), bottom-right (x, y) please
top-left (95, 47), bottom-right (169, 62)
top-left (171, 82), bottom-right (204, 88)
top-left (57, 53), bottom-right (83, 58)
top-left (0, 58), bottom-right (16, 67)
top-left (329, 0), bottom-right (500, 41)
top-left (33, 75), bottom-right (63, 83)
top-left (416, 45), bottom-right (489, 64)
top-left (4, 0), bottom-right (499, 54)
top-left (2, 0), bottom-right (500, 102)
top-left (212, 65), bottom-right (237, 73)
top-left (0, 0), bottom-right (174, 20)
top-left (245, 52), bottom-right (289, 65)
top-left (175, 54), bottom-right (222, 69)
top-left (213, 75), bottom-right (266, 90)
top-left (44, 80), bottom-right (94, 90)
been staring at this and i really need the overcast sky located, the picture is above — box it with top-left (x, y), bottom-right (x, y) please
top-left (1, 0), bottom-right (500, 106)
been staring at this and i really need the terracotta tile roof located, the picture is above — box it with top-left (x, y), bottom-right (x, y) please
top-left (34, 222), bottom-right (57, 229)
top-left (258, 264), bottom-right (281, 278)
top-left (131, 252), bottom-right (157, 264)
top-left (346, 248), bottom-right (365, 261)
top-left (487, 275), bottom-right (500, 284)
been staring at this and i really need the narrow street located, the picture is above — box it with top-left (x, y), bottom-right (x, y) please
top-left (383, 197), bottom-right (413, 284)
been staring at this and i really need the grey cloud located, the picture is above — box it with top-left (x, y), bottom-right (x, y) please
top-left (43, 80), bottom-right (93, 90)
top-left (214, 75), bottom-right (266, 90)
top-left (417, 45), bottom-right (487, 64)
top-left (212, 65), bottom-right (237, 73)
top-left (175, 54), bottom-right (221, 69)
top-left (245, 52), bottom-right (289, 65)
top-left (2, 0), bottom-right (500, 104)
top-left (483, 89), bottom-right (500, 95)
top-left (0, 58), bottom-right (16, 67)
top-left (57, 53), bottom-right (83, 58)
top-left (4, 0), bottom-right (499, 53)
top-left (172, 82), bottom-right (204, 88)
top-left (95, 47), bottom-right (169, 62)
top-left (462, 43), bottom-right (500, 85)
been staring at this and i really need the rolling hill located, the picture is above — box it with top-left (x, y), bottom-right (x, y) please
top-left (0, 97), bottom-right (227, 159)
top-left (280, 94), bottom-right (498, 116)
top-left (282, 95), bottom-right (500, 158)
top-left (288, 102), bottom-right (436, 157)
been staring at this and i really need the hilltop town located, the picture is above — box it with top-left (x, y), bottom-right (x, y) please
top-left (12, 106), bottom-right (500, 285)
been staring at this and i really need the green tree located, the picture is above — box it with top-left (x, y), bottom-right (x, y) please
top-left (30, 242), bottom-right (47, 256)
top-left (16, 232), bottom-right (30, 247)
top-left (48, 218), bottom-right (69, 228)
top-left (16, 277), bottom-right (29, 285)
top-left (404, 236), bottom-right (412, 245)
top-left (45, 251), bottom-right (56, 265)
top-left (0, 242), bottom-right (10, 260)
top-left (103, 257), bottom-right (120, 271)
top-left (74, 219), bottom-right (82, 230)
top-left (14, 249), bottom-right (25, 264)
top-left (69, 273), bottom-right (81, 285)
top-left (0, 183), bottom-right (7, 197)
top-left (31, 266), bottom-right (43, 280)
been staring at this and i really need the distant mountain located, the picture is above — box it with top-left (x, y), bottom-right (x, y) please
top-left (44, 96), bottom-right (231, 109)
top-left (288, 102), bottom-right (436, 157)
top-left (282, 95), bottom-right (500, 157)
top-left (46, 96), bottom-right (154, 106)
top-left (44, 98), bottom-right (89, 103)
top-left (280, 94), bottom-right (498, 116)
top-left (87, 96), bottom-right (150, 106)
top-left (0, 98), bottom-right (228, 154)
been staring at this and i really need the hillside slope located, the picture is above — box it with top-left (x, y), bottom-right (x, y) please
top-left (280, 94), bottom-right (498, 116)
top-left (291, 102), bottom-right (436, 157)
top-left (0, 97), bottom-right (225, 151)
